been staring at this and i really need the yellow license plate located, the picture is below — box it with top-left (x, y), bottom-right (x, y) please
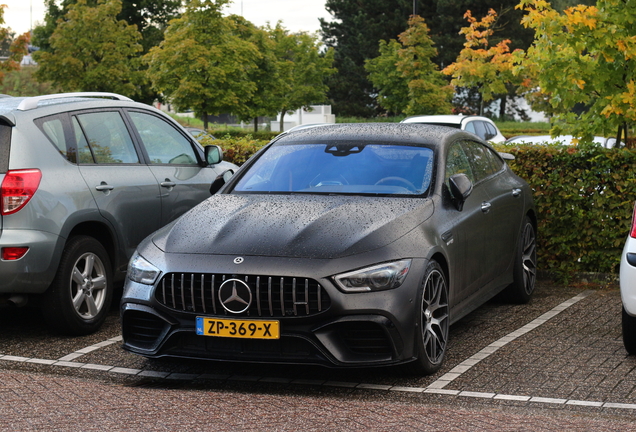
top-left (196, 317), bottom-right (280, 339)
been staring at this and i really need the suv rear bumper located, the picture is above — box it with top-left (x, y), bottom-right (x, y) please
top-left (0, 228), bottom-right (61, 294)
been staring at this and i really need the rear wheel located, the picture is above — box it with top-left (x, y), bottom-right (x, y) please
top-left (407, 260), bottom-right (449, 375)
top-left (42, 235), bottom-right (113, 335)
top-left (622, 307), bottom-right (636, 355)
top-left (505, 216), bottom-right (537, 304)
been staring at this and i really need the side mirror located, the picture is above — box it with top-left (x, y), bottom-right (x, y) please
top-left (498, 152), bottom-right (515, 161)
top-left (210, 169), bottom-right (234, 194)
top-left (204, 145), bottom-right (223, 165)
top-left (449, 173), bottom-right (473, 211)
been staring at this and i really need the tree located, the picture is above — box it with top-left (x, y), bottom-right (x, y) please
top-left (442, 9), bottom-right (526, 118)
top-left (365, 15), bottom-right (453, 116)
top-left (365, 39), bottom-right (409, 114)
top-left (145, 0), bottom-right (261, 130)
top-left (0, 6), bottom-right (29, 85)
top-left (33, 0), bottom-right (144, 96)
top-left (515, 0), bottom-right (636, 144)
top-left (32, 0), bottom-right (182, 103)
top-left (268, 26), bottom-right (335, 131)
top-left (320, 0), bottom-right (412, 117)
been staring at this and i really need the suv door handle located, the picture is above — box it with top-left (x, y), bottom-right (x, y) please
top-left (95, 183), bottom-right (114, 191)
top-left (512, 188), bottom-right (522, 197)
top-left (481, 202), bottom-right (492, 213)
top-left (160, 180), bottom-right (176, 188)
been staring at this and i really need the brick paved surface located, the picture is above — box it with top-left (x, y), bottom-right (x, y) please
top-left (1, 369), bottom-right (635, 431)
top-left (1, 282), bottom-right (636, 430)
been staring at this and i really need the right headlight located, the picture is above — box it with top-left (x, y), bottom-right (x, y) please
top-left (127, 252), bottom-right (161, 285)
top-left (333, 259), bottom-right (412, 293)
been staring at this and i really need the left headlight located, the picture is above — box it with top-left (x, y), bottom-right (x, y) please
top-left (127, 252), bottom-right (161, 285)
top-left (334, 259), bottom-right (412, 293)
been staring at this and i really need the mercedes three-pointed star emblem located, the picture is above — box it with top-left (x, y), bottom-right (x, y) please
top-left (218, 278), bottom-right (252, 314)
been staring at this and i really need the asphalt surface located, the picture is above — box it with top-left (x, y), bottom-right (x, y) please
top-left (1, 280), bottom-right (635, 431)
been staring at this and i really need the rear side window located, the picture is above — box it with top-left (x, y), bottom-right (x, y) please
top-left (36, 115), bottom-right (77, 163)
top-left (74, 112), bottom-right (139, 164)
top-left (0, 123), bottom-right (11, 173)
top-left (462, 141), bottom-right (503, 182)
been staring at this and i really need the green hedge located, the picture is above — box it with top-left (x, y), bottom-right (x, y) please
top-left (209, 135), bottom-right (636, 279)
top-left (497, 144), bottom-right (636, 279)
top-left (202, 134), bottom-right (270, 165)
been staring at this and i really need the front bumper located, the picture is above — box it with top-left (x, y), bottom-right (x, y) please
top-left (120, 255), bottom-right (427, 368)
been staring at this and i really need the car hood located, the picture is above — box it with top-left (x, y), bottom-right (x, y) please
top-left (152, 194), bottom-right (434, 259)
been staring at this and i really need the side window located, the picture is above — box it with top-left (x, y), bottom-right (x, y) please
top-left (128, 111), bottom-right (198, 165)
top-left (472, 121), bottom-right (487, 140)
top-left (72, 117), bottom-right (95, 164)
top-left (446, 141), bottom-right (475, 187)
top-left (74, 111), bottom-right (139, 164)
top-left (463, 141), bottom-right (498, 182)
top-left (36, 116), bottom-right (73, 162)
top-left (464, 121), bottom-right (476, 135)
top-left (484, 122), bottom-right (497, 140)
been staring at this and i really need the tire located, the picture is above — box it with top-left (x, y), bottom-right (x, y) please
top-left (622, 307), bottom-right (636, 355)
top-left (42, 235), bottom-right (113, 336)
top-left (406, 260), bottom-right (450, 375)
top-left (504, 216), bottom-right (537, 304)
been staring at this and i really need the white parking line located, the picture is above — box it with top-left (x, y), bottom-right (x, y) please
top-left (1, 290), bottom-right (634, 411)
top-left (57, 336), bottom-right (123, 361)
top-left (429, 290), bottom-right (595, 389)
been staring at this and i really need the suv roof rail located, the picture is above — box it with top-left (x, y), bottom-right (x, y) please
top-left (17, 92), bottom-right (133, 111)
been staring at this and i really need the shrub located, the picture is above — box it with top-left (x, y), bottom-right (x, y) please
top-left (201, 134), bottom-right (270, 165)
top-left (496, 144), bottom-right (636, 279)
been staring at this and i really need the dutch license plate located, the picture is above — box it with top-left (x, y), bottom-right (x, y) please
top-left (196, 317), bottom-right (280, 339)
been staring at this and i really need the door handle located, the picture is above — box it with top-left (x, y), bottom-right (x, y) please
top-left (512, 188), bottom-right (522, 197)
top-left (160, 180), bottom-right (176, 188)
top-left (481, 202), bottom-right (492, 213)
top-left (95, 183), bottom-right (114, 191)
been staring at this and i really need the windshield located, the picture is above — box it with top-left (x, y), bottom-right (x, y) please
top-left (233, 142), bottom-right (434, 195)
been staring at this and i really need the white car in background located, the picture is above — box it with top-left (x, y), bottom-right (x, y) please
top-left (505, 135), bottom-right (620, 148)
top-left (620, 203), bottom-right (636, 354)
top-left (401, 115), bottom-right (506, 143)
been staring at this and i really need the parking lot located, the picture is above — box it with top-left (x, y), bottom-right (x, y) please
top-left (1, 280), bottom-right (636, 430)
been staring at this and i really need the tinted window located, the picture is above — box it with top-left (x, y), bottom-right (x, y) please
top-left (446, 141), bottom-right (474, 186)
top-left (484, 122), bottom-right (497, 139)
top-left (472, 121), bottom-right (487, 140)
top-left (0, 123), bottom-right (10, 173)
top-left (463, 141), bottom-right (500, 182)
top-left (128, 111), bottom-right (198, 165)
top-left (74, 112), bottom-right (139, 164)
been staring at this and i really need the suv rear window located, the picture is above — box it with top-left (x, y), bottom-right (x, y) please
top-left (0, 123), bottom-right (11, 173)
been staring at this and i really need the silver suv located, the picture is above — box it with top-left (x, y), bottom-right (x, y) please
top-left (0, 92), bottom-right (237, 335)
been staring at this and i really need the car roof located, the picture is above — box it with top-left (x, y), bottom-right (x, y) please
top-left (401, 115), bottom-right (495, 126)
top-left (274, 122), bottom-right (480, 147)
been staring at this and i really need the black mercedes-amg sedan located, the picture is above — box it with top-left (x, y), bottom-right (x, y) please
top-left (120, 123), bottom-right (536, 375)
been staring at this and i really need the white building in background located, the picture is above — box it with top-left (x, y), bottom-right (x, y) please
top-left (271, 105), bottom-right (336, 132)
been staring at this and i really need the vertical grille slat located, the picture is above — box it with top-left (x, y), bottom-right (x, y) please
top-left (155, 273), bottom-right (330, 318)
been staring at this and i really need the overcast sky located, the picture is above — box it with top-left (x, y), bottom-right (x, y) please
top-left (2, 0), bottom-right (332, 36)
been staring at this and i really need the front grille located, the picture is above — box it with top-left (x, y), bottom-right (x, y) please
top-left (155, 273), bottom-right (331, 318)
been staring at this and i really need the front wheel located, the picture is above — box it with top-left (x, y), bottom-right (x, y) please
top-left (406, 260), bottom-right (449, 375)
top-left (42, 235), bottom-right (113, 335)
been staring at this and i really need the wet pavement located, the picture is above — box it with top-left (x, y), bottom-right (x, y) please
top-left (1, 281), bottom-right (635, 431)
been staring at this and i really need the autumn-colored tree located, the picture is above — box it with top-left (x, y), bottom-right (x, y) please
top-left (145, 0), bottom-right (260, 130)
top-left (515, 0), bottom-right (636, 144)
top-left (268, 26), bottom-right (335, 131)
top-left (0, 6), bottom-right (29, 85)
top-left (33, 0), bottom-right (144, 96)
top-left (443, 9), bottom-right (526, 117)
top-left (365, 15), bottom-right (453, 116)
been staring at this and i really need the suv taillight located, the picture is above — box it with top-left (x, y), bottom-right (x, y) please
top-left (631, 203), bottom-right (636, 239)
top-left (1, 169), bottom-right (42, 215)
